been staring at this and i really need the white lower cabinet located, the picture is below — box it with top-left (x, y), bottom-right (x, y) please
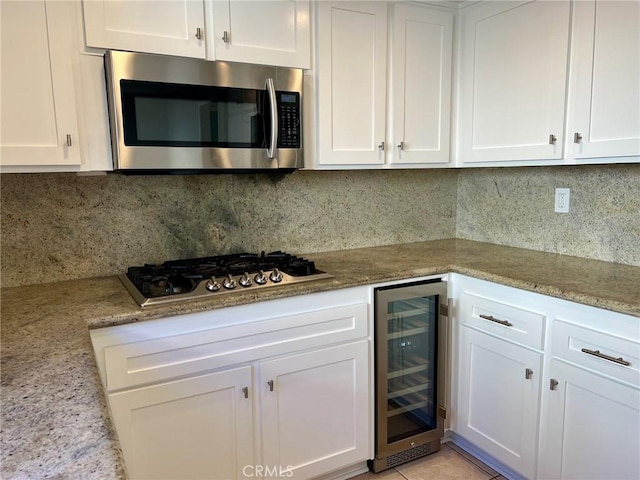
top-left (537, 303), bottom-right (640, 480)
top-left (452, 274), bottom-right (640, 480)
top-left (456, 298), bottom-right (543, 479)
top-left (260, 341), bottom-right (370, 479)
top-left (91, 288), bottom-right (372, 480)
top-left (457, 328), bottom-right (542, 478)
top-left (109, 366), bottom-right (254, 480)
top-left (538, 359), bottom-right (640, 480)
top-left (110, 342), bottom-right (369, 480)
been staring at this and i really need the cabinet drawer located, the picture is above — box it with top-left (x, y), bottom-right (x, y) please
top-left (103, 303), bottom-right (368, 392)
top-left (461, 292), bottom-right (546, 350)
top-left (552, 319), bottom-right (640, 386)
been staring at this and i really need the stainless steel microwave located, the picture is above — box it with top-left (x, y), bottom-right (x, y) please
top-left (104, 50), bottom-right (303, 173)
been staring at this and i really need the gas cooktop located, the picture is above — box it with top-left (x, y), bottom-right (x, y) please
top-left (120, 251), bottom-right (333, 307)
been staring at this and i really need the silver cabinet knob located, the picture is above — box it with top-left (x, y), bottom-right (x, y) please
top-left (239, 272), bottom-right (252, 287)
top-left (222, 30), bottom-right (230, 43)
top-left (205, 277), bottom-right (220, 292)
top-left (222, 274), bottom-right (237, 289)
top-left (195, 27), bottom-right (203, 40)
top-left (254, 270), bottom-right (267, 285)
top-left (574, 132), bottom-right (583, 144)
top-left (397, 141), bottom-right (404, 150)
top-left (378, 141), bottom-right (385, 151)
top-left (269, 268), bottom-right (283, 283)
top-left (549, 134), bottom-right (557, 145)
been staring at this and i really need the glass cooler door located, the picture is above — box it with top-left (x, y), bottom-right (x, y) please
top-left (374, 279), bottom-right (447, 457)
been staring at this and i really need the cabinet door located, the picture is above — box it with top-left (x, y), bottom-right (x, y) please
top-left (109, 367), bottom-right (253, 480)
top-left (457, 326), bottom-right (542, 478)
top-left (82, 0), bottom-right (205, 58)
top-left (260, 340), bottom-right (370, 479)
top-left (458, 1), bottom-right (570, 163)
top-left (209, 0), bottom-right (310, 68)
top-left (539, 359), bottom-right (640, 480)
top-left (316, 2), bottom-right (387, 166)
top-left (569, 0), bottom-right (640, 159)
top-left (0, 0), bottom-right (81, 167)
top-left (389, 4), bottom-right (453, 165)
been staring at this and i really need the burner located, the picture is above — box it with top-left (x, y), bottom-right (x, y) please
top-left (120, 251), bottom-right (333, 307)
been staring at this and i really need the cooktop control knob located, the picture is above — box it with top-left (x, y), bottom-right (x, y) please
top-left (270, 268), bottom-right (283, 283)
top-left (222, 274), bottom-right (237, 289)
top-left (205, 277), bottom-right (221, 292)
top-left (254, 270), bottom-right (268, 285)
top-left (239, 272), bottom-right (252, 287)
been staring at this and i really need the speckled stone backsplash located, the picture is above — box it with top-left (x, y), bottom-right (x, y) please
top-left (456, 164), bottom-right (640, 266)
top-left (0, 169), bottom-right (458, 287)
top-left (2, 164), bottom-right (638, 288)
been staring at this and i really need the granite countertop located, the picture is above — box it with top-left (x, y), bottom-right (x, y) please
top-left (2, 239), bottom-right (639, 479)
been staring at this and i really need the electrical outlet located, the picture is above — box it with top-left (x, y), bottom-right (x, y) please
top-left (555, 187), bottom-right (570, 213)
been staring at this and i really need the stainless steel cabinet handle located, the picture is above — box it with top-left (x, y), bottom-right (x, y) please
top-left (550, 379), bottom-right (558, 391)
top-left (222, 30), bottom-right (230, 43)
top-left (267, 380), bottom-right (274, 392)
top-left (242, 387), bottom-right (249, 399)
top-left (195, 27), bottom-right (203, 40)
top-left (479, 314), bottom-right (513, 327)
top-left (66, 134), bottom-right (72, 147)
top-left (574, 132), bottom-right (583, 144)
top-left (525, 368), bottom-right (533, 380)
top-left (397, 141), bottom-right (404, 151)
top-left (378, 141), bottom-right (385, 151)
top-left (549, 134), bottom-right (557, 145)
top-left (581, 348), bottom-right (631, 366)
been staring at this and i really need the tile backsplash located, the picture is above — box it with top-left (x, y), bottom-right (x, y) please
top-left (0, 169), bottom-right (458, 287)
top-left (1, 164), bottom-right (638, 288)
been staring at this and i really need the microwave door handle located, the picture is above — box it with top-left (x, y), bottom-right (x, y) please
top-left (266, 78), bottom-right (278, 160)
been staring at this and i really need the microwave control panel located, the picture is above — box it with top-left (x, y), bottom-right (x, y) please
top-left (277, 92), bottom-right (301, 149)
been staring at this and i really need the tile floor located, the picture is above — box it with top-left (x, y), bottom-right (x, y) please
top-left (353, 442), bottom-right (508, 480)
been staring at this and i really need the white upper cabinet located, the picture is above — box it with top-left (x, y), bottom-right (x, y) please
top-left (82, 0), bottom-right (310, 68)
top-left (568, 0), bottom-right (640, 160)
top-left (315, 2), bottom-right (388, 167)
top-left (311, 2), bottom-right (453, 169)
top-left (389, 4), bottom-right (453, 165)
top-left (82, 0), bottom-right (206, 58)
top-left (208, 0), bottom-right (311, 68)
top-left (458, 1), bottom-right (571, 163)
top-left (1, 0), bottom-right (82, 168)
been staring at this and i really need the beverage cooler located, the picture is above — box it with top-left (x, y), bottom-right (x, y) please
top-left (372, 279), bottom-right (449, 472)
